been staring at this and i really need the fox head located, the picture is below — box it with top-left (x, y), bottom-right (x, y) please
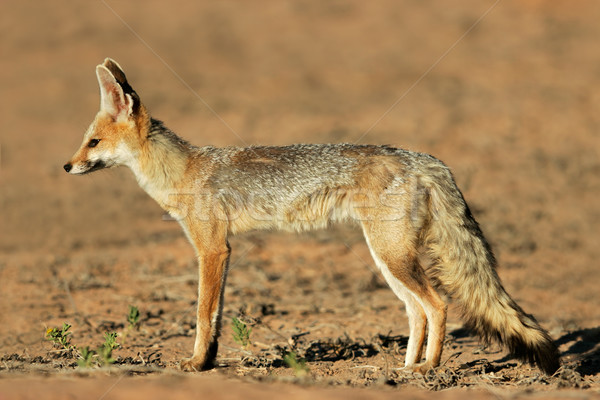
top-left (64, 58), bottom-right (148, 175)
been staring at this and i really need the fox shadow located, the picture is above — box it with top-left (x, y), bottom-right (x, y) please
top-left (448, 326), bottom-right (600, 376)
top-left (268, 328), bottom-right (600, 375)
top-left (555, 327), bottom-right (600, 376)
top-left (301, 334), bottom-right (408, 363)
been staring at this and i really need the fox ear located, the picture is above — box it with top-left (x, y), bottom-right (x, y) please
top-left (96, 65), bottom-right (134, 120)
top-left (102, 58), bottom-right (132, 92)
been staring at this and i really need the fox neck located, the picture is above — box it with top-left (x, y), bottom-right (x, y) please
top-left (125, 118), bottom-right (191, 212)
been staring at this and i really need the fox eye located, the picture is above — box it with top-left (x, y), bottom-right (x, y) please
top-left (88, 139), bottom-right (101, 148)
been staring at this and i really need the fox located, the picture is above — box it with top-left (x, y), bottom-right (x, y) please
top-left (64, 58), bottom-right (560, 375)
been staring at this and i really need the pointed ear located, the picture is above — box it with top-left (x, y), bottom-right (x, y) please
top-left (96, 65), bottom-right (134, 120)
top-left (103, 58), bottom-right (129, 89)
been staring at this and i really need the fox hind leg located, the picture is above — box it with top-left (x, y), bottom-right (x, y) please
top-left (363, 223), bottom-right (447, 373)
top-left (383, 280), bottom-right (428, 366)
top-left (402, 291), bottom-right (428, 366)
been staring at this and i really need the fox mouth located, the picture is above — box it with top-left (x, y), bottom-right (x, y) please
top-left (81, 160), bottom-right (108, 174)
top-left (64, 160), bottom-right (109, 174)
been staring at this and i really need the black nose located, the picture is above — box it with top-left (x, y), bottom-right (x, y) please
top-left (63, 163), bottom-right (72, 173)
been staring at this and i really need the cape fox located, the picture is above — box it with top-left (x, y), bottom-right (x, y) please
top-left (64, 59), bottom-right (560, 375)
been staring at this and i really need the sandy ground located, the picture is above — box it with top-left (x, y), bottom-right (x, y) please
top-left (1, 0), bottom-right (599, 398)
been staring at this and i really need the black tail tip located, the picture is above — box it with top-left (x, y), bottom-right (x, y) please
top-left (508, 331), bottom-right (561, 375)
top-left (537, 346), bottom-right (561, 375)
top-left (525, 338), bottom-right (561, 375)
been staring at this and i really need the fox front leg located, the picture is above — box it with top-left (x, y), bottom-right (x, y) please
top-left (179, 217), bottom-right (231, 372)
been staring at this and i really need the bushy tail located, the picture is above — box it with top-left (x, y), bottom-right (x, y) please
top-left (418, 158), bottom-right (560, 375)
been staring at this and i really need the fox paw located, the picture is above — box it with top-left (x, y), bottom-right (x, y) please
top-left (401, 362), bottom-right (435, 375)
top-left (179, 357), bottom-right (204, 372)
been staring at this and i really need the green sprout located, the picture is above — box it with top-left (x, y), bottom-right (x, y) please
top-left (77, 346), bottom-right (96, 368)
top-left (283, 351), bottom-right (309, 377)
top-left (97, 331), bottom-right (119, 366)
top-left (231, 317), bottom-right (252, 348)
top-left (45, 322), bottom-right (74, 350)
top-left (127, 305), bottom-right (140, 330)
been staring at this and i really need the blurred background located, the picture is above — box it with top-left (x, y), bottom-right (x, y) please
top-left (1, 0), bottom-right (599, 374)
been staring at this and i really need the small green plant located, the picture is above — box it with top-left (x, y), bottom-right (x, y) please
top-left (127, 305), bottom-right (140, 330)
top-left (283, 351), bottom-right (309, 377)
top-left (45, 322), bottom-right (74, 350)
top-left (77, 346), bottom-right (96, 368)
top-left (97, 331), bottom-right (120, 366)
top-left (102, 331), bottom-right (120, 351)
top-left (231, 317), bottom-right (252, 348)
top-left (75, 333), bottom-right (119, 369)
top-left (97, 345), bottom-right (116, 366)
top-left (45, 324), bottom-right (122, 368)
